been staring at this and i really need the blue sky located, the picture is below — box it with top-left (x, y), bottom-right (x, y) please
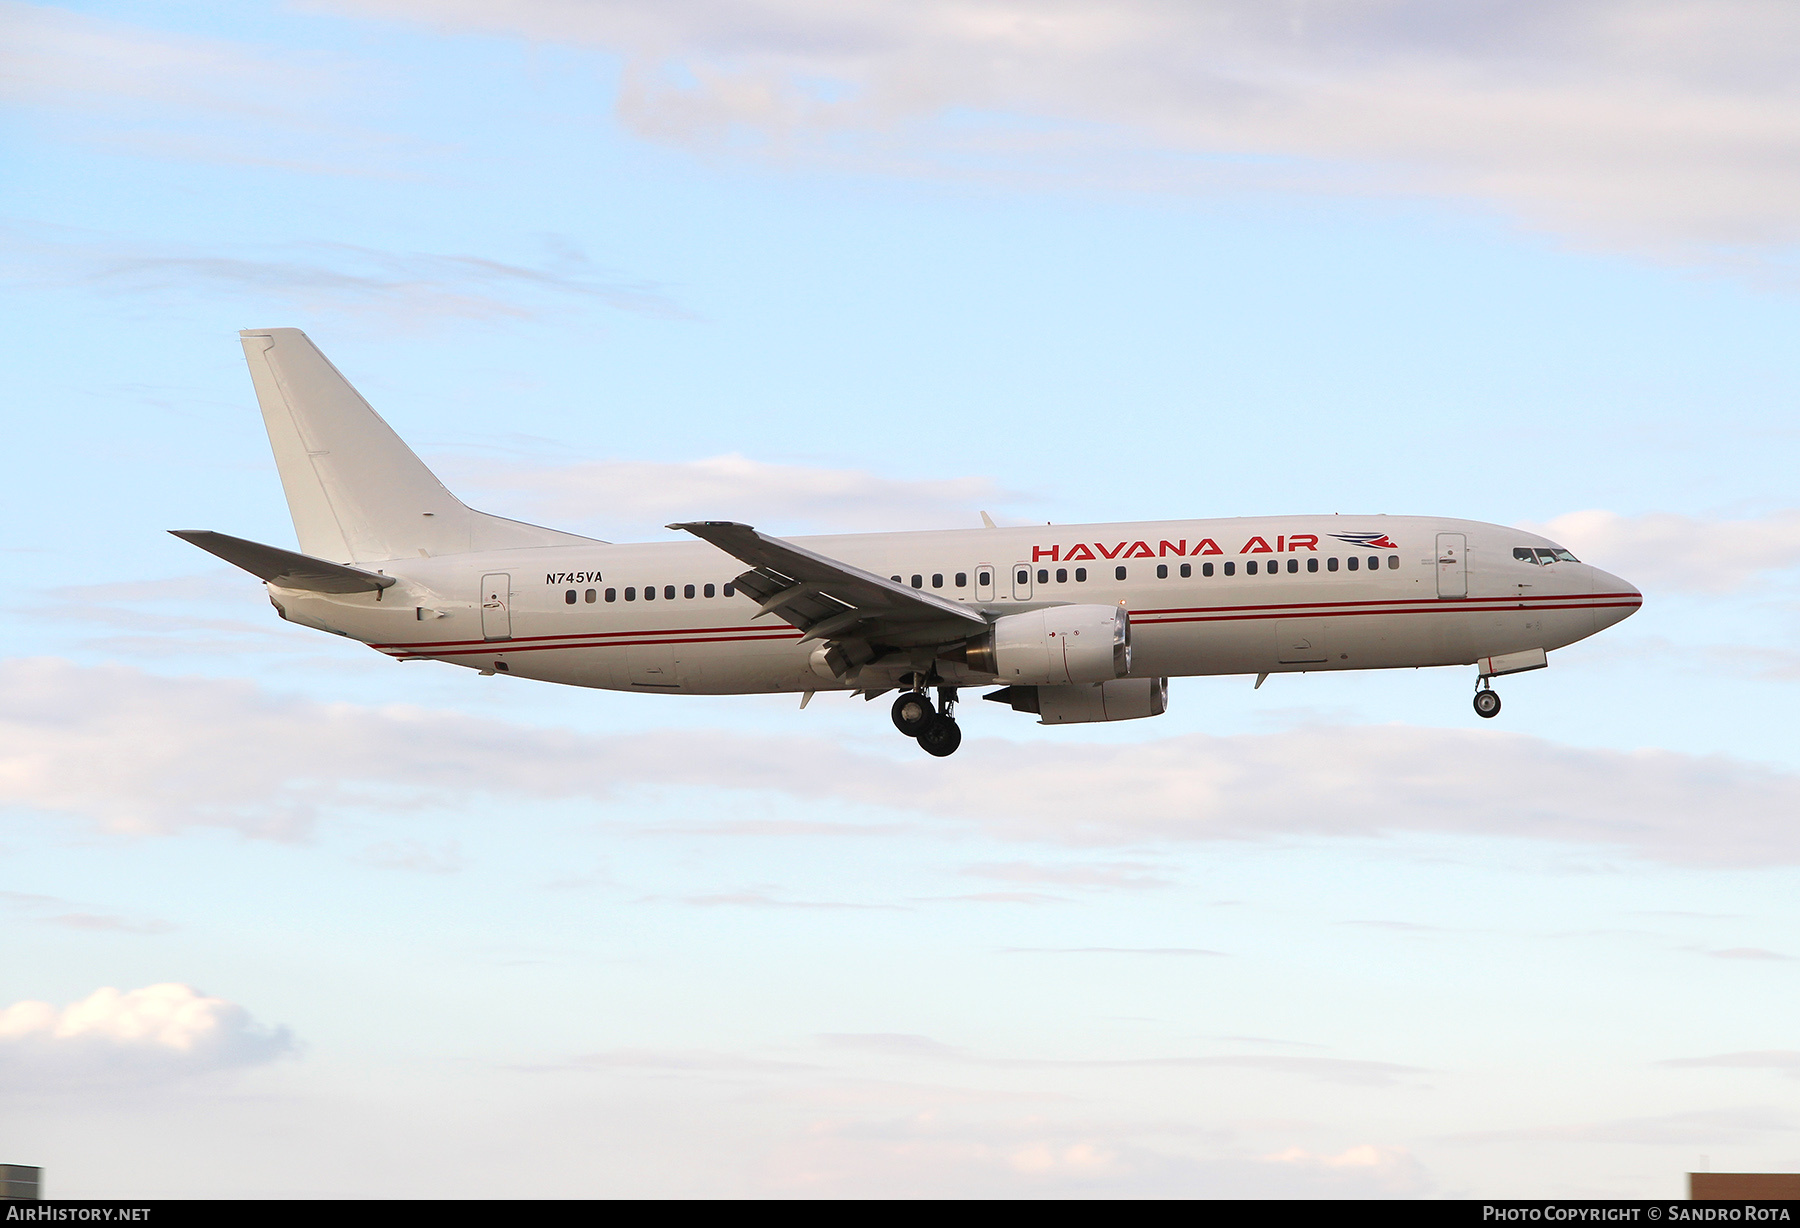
top-left (3, 0), bottom-right (1798, 1198)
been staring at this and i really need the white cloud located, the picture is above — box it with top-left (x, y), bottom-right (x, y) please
top-left (1447, 1106), bottom-right (1791, 1146)
top-left (0, 983), bottom-right (293, 1089)
top-left (313, 0), bottom-right (1800, 254)
top-left (5, 656), bottom-right (1800, 866)
top-left (1261, 1143), bottom-right (1424, 1193)
top-left (1, 227), bottom-right (684, 330)
top-left (1660, 1051), bottom-right (1800, 1078)
top-left (0, 1), bottom-right (386, 173)
top-left (43, 913), bottom-right (176, 935)
top-left (756, 1110), bottom-right (1431, 1196)
top-left (1525, 509), bottom-right (1800, 594)
top-left (0, 1), bottom-right (327, 114)
top-left (440, 452), bottom-right (1017, 535)
top-left (963, 859), bottom-right (1170, 889)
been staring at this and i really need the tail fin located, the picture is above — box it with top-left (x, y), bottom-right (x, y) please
top-left (239, 328), bottom-right (599, 563)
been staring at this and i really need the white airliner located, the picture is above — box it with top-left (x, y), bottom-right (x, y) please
top-left (174, 329), bottom-right (1641, 756)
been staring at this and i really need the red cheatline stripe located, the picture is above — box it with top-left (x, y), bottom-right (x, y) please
top-left (386, 631), bottom-right (804, 660)
top-left (1132, 591), bottom-right (1640, 618)
top-left (375, 593), bottom-right (1643, 655)
top-left (372, 622), bottom-right (784, 651)
top-left (1135, 600), bottom-right (1641, 628)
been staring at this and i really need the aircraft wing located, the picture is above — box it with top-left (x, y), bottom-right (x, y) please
top-left (169, 529), bottom-right (398, 594)
top-left (668, 521), bottom-right (988, 649)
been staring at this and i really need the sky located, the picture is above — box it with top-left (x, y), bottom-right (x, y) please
top-left (2, 0), bottom-right (1798, 1199)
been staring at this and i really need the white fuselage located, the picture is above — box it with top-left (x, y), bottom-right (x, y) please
top-left (265, 515), bottom-right (1641, 695)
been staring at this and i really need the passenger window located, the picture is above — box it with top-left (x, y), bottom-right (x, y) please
top-left (684, 584), bottom-right (695, 599)
top-left (1287, 558), bottom-right (1298, 573)
top-left (1346, 557), bottom-right (1358, 571)
top-left (956, 572), bottom-right (968, 587)
top-left (704, 583), bottom-right (715, 598)
top-left (1037, 569), bottom-right (1048, 584)
top-left (1367, 557), bottom-right (1379, 571)
top-left (585, 589), bottom-right (596, 603)
top-left (1387, 555), bottom-right (1399, 569)
top-left (1246, 560), bottom-right (1258, 575)
top-left (1016, 569), bottom-right (1028, 585)
top-left (1327, 557), bottom-right (1338, 572)
top-left (1114, 566), bottom-right (1127, 580)
top-left (1156, 564), bottom-right (1168, 579)
top-left (1179, 563), bottom-right (1191, 578)
top-left (605, 588), bottom-right (616, 602)
top-left (645, 585), bottom-right (657, 599)
top-left (565, 590), bottom-right (576, 604)
top-left (664, 585), bottom-right (675, 600)
top-left (932, 574), bottom-right (944, 588)
top-left (1056, 568), bottom-right (1067, 583)
top-left (625, 587), bottom-right (636, 601)
top-left (978, 571), bottom-right (990, 586)
top-left (891, 575), bottom-right (902, 583)
top-left (1202, 562), bottom-right (1213, 577)
top-left (723, 583), bottom-right (735, 597)
top-left (1075, 568), bottom-right (1087, 582)
top-left (1307, 557), bottom-right (1318, 573)
top-left (912, 575), bottom-right (923, 589)
top-left (1223, 562), bottom-right (1235, 576)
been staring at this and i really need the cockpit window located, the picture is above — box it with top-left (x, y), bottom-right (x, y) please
top-left (1516, 546), bottom-right (1580, 564)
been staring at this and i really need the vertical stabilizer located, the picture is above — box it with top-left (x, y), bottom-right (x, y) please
top-left (239, 329), bottom-right (597, 562)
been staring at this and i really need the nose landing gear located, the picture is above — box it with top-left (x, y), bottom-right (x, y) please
top-left (894, 683), bottom-right (963, 755)
top-left (1473, 684), bottom-right (1501, 719)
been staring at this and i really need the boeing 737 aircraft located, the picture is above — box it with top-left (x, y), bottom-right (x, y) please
top-left (174, 329), bottom-right (1641, 757)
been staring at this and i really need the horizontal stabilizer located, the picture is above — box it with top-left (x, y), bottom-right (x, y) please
top-left (170, 530), bottom-right (397, 594)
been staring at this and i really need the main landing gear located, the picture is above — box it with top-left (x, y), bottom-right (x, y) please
top-left (1473, 682), bottom-right (1502, 719)
top-left (892, 684), bottom-right (962, 756)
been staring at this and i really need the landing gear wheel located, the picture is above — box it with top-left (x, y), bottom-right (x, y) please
top-left (917, 714), bottom-right (963, 757)
top-left (892, 692), bottom-right (934, 736)
top-left (1473, 689), bottom-right (1501, 719)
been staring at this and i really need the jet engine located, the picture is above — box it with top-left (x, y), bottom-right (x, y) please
top-left (963, 604), bottom-right (1130, 685)
top-left (984, 677), bottom-right (1169, 724)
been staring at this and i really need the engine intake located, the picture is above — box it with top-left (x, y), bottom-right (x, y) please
top-left (963, 604), bottom-right (1130, 685)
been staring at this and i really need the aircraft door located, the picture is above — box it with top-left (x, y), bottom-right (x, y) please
top-left (627, 644), bottom-right (681, 688)
top-left (1276, 619), bottom-right (1328, 664)
top-left (481, 572), bottom-right (513, 640)
top-left (1011, 562), bottom-right (1032, 601)
top-left (975, 564), bottom-right (995, 603)
top-left (1435, 534), bottom-right (1467, 599)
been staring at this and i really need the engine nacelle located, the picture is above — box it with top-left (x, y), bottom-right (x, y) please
top-left (984, 677), bottom-right (1170, 724)
top-left (964, 604), bottom-right (1129, 685)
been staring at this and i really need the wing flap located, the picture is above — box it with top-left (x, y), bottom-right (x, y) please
top-left (669, 521), bottom-right (987, 645)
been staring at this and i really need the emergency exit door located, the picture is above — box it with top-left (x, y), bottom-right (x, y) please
top-left (481, 573), bottom-right (512, 640)
top-left (1011, 562), bottom-right (1033, 601)
top-left (1435, 534), bottom-right (1467, 599)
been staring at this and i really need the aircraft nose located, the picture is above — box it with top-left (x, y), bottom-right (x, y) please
top-left (1590, 567), bottom-right (1642, 630)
